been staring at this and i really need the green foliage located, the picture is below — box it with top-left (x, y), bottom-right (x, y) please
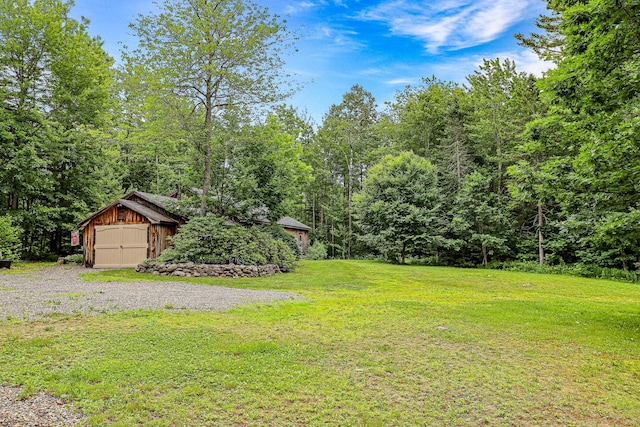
top-left (513, 0), bottom-right (640, 270)
top-left (313, 84), bottom-right (382, 258)
top-left (0, 215), bottom-right (21, 260)
top-left (0, 0), bottom-right (117, 258)
top-left (63, 253), bottom-right (84, 264)
top-left (230, 116), bottom-right (312, 222)
top-left (493, 261), bottom-right (640, 283)
top-left (306, 242), bottom-right (327, 260)
top-left (354, 152), bottom-right (445, 264)
top-left (123, 0), bottom-right (297, 216)
top-left (263, 224), bottom-right (302, 260)
top-left (452, 171), bottom-right (511, 266)
top-left (157, 215), bottom-right (296, 271)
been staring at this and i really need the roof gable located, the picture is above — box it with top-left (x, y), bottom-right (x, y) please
top-left (117, 199), bottom-right (178, 225)
top-left (277, 216), bottom-right (311, 231)
top-left (78, 191), bottom-right (183, 230)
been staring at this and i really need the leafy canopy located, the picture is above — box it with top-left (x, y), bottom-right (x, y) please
top-left (354, 152), bottom-right (444, 264)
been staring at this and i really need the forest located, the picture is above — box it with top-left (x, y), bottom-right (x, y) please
top-left (1, 0), bottom-right (639, 277)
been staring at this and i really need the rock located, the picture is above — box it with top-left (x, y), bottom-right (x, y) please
top-left (138, 261), bottom-right (286, 278)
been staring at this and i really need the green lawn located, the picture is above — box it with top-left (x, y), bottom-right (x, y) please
top-left (1, 260), bottom-right (639, 426)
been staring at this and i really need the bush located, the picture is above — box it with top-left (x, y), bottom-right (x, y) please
top-left (306, 242), bottom-right (327, 260)
top-left (157, 215), bottom-right (297, 271)
top-left (0, 215), bottom-right (21, 260)
top-left (491, 261), bottom-right (640, 283)
top-left (263, 225), bottom-right (301, 260)
top-left (64, 253), bottom-right (84, 264)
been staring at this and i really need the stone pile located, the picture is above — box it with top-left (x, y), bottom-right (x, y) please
top-left (136, 261), bottom-right (281, 278)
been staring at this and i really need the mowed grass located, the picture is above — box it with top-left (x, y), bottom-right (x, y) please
top-left (1, 260), bottom-right (639, 426)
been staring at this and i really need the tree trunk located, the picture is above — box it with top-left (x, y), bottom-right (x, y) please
top-left (401, 242), bottom-right (406, 264)
top-left (200, 96), bottom-right (213, 217)
top-left (347, 142), bottom-right (353, 259)
top-left (482, 242), bottom-right (488, 266)
top-left (538, 202), bottom-right (545, 265)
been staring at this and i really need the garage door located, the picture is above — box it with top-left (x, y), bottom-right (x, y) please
top-left (95, 225), bottom-right (148, 268)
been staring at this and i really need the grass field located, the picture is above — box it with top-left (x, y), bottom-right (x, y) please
top-left (1, 260), bottom-right (639, 426)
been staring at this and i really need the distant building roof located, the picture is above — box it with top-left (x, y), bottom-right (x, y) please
top-left (277, 216), bottom-right (311, 231)
top-left (135, 191), bottom-right (181, 210)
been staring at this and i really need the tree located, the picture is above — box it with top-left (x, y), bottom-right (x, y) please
top-left (387, 77), bottom-right (451, 157)
top-left (452, 171), bottom-right (511, 266)
top-left (516, 0), bottom-right (640, 269)
top-left (515, 8), bottom-right (564, 63)
top-left (317, 85), bottom-right (379, 257)
top-left (466, 58), bottom-right (538, 201)
top-left (123, 0), bottom-right (297, 216)
top-left (0, 0), bottom-right (115, 257)
top-left (354, 152), bottom-right (443, 264)
top-left (0, 215), bottom-right (21, 260)
top-left (229, 115), bottom-right (312, 222)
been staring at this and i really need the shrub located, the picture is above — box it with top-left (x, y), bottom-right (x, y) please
top-left (157, 215), bottom-right (296, 271)
top-left (0, 215), bottom-right (21, 261)
top-left (306, 242), bottom-right (327, 260)
top-left (263, 224), bottom-right (302, 260)
top-left (64, 253), bottom-right (84, 264)
top-left (491, 261), bottom-right (640, 283)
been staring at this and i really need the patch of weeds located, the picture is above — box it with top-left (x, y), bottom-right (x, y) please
top-left (57, 293), bottom-right (85, 300)
top-left (44, 299), bottom-right (62, 307)
top-left (16, 382), bottom-right (38, 400)
top-left (164, 303), bottom-right (174, 309)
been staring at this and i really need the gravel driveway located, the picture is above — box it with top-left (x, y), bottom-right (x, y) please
top-left (0, 265), bottom-right (299, 321)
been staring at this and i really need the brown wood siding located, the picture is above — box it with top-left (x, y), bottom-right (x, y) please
top-left (82, 205), bottom-right (177, 267)
top-left (149, 224), bottom-right (177, 260)
top-left (283, 228), bottom-right (309, 253)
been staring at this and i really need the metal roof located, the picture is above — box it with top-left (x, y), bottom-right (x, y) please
top-left (277, 216), bottom-right (311, 231)
top-left (134, 191), bottom-right (180, 210)
top-left (77, 192), bottom-right (181, 229)
top-left (117, 199), bottom-right (179, 225)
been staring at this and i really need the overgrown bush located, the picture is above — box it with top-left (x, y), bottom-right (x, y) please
top-left (157, 215), bottom-right (297, 271)
top-left (306, 242), bottom-right (327, 260)
top-left (64, 253), bottom-right (84, 264)
top-left (263, 224), bottom-right (301, 260)
top-left (0, 215), bottom-right (22, 260)
top-left (491, 261), bottom-right (640, 283)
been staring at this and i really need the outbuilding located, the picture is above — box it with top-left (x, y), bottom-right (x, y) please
top-left (77, 191), bottom-right (185, 268)
top-left (277, 216), bottom-right (311, 253)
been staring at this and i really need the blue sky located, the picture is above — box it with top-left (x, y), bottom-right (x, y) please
top-left (70, 0), bottom-right (553, 124)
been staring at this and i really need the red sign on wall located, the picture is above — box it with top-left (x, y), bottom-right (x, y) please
top-left (71, 230), bottom-right (80, 246)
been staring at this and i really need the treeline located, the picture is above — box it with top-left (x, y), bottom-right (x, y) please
top-left (1, 0), bottom-right (639, 273)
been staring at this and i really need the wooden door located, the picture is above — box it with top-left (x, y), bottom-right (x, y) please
top-left (95, 225), bottom-right (148, 268)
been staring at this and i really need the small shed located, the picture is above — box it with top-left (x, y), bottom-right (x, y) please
top-left (78, 191), bottom-right (185, 268)
top-left (277, 216), bottom-right (311, 253)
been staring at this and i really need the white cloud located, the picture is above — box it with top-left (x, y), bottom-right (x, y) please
top-left (284, 1), bottom-right (319, 15)
top-left (359, 0), bottom-right (535, 53)
top-left (384, 77), bottom-right (420, 86)
top-left (304, 24), bottom-right (366, 55)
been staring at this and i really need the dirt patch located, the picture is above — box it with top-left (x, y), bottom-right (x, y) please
top-left (0, 385), bottom-right (86, 426)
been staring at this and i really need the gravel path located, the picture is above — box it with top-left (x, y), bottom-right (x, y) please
top-left (0, 265), bottom-right (299, 321)
top-left (0, 266), bottom-right (298, 426)
top-left (0, 386), bottom-right (85, 427)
